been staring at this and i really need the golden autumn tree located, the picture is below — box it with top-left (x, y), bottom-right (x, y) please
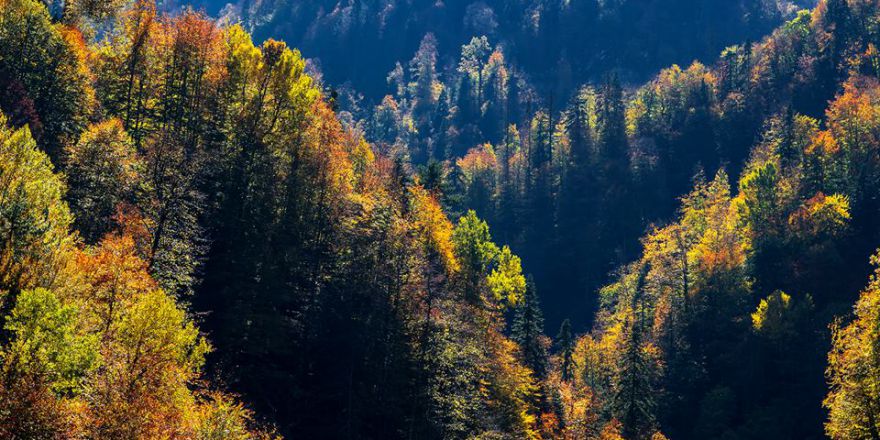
top-left (825, 251), bottom-right (880, 440)
top-left (0, 103), bottom-right (273, 437)
top-left (0, 113), bottom-right (74, 319)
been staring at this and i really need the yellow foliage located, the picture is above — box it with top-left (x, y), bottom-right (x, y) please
top-left (0, 114), bottom-right (74, 295)
top-left (194, 391), bottom-right (280, 440)
top-left (487, 245), bottom-right (526, 306)
top-left (825, 251), bottom-right (880, 439)
top-left (484, 330), bottom-right (541, 439)
top-left (688, 171), bottom-right (749, 278)
top-left (752, 290), bottom-right (790, 332)
top-left (409, 185), bottom-right (459, 273)
top-left (788, 192), bottom-right (850, 237)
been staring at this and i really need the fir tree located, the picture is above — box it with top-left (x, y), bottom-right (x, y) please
top-left (512, 276), bottom-right (548, 378)
top-left (613, 270), bottom-right (657, 440)
top-left (557, 319), bottom-right (575, 382)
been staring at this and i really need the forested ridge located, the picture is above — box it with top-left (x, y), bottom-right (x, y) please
top-left (2, 0), bottom-right (880, 439)
top-left (178, 0), bottom-right (811, 100)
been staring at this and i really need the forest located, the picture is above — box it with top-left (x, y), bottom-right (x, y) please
top-left (2, 0), bottom-right (880, 439)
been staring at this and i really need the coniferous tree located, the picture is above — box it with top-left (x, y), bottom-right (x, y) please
top-left (557, 319), bottom-right (575, 382)
top-left (512, 276), bottom-right (549, 379)
top-left (613, 300), bottom-right (657, 440)
top-left (597, 73), bottom-right (628, 176)
top-left (556, 89), bottom-right (600, 315)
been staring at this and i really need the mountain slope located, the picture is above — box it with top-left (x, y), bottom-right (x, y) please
top-left (186, 0), bottom-right (811, 99)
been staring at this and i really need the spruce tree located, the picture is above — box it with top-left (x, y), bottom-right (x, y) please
top-left (557, 319), bottom-right (575, 382)
top-left (597, 73), bottom-right (628, 172)
top-left (613, 275), bottom-right (657, 440)
top-left (512, 276), bottom-right (548, 378)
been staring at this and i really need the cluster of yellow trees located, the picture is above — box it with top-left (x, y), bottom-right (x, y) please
top-left (0, 0), bottom-right (548, 438)
top-left (4, 0), bottom-right (880, 438)
top-left (0, 113), bottom-right (276, 437)
top-left (547, 70), bottom-right (880, 438)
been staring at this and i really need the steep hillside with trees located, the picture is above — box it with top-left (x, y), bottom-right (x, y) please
top-left (4, 0), bottom-right (880, 439)
top-left (193, 0), bottom-right (811, 100)
top-left (539, 2), bottom-right (880, 438)
top-left (1, 0), bottom-right (541, 438)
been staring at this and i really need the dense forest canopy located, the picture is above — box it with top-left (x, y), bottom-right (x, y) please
top-left (174, 0), bottom-right (815, 99)
top-left (2, 0), bottom-right (880, 439)
top-left (163, 0), bottom-right (829, 332)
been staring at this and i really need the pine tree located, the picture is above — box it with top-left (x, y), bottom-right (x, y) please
top-left (512, 276), bottom-right (548, 378)
top-left (455, 74), bottom-right (479, 153)
top-left (612, 265), bottom-right (657, 440)
top-left (432, 88), bottom-right (452, 160)
top-left (614, 317), bottom-right (657, 440)
top-left (557, 319), bottom-right (575, 382)
top-left (557, 89), bottom-right (600, 312)
top-left (597, 73), bottom-right (628, 174)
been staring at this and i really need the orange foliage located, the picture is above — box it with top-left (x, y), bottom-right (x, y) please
top-left (111, 204), bottom-right (154, 259)
top-left (409, 185), bottom-right (459, 273)
top-left (539, 411), bottom-right (560, 438)
top-left (457, 143), bottom-right (497, 180)
top-left (825, 77), bottom-right (880, 153)
top-left (808, 129), bottom-right (840, 155)
top-left (788, 191), bottom-right (850, 237)
top-left (599, 419), bottom-right (625, 440)
top-left (304, 99), bottom-right (356, 197)
top-left (164, 10), bottom-right (227, 86)
top-left (74, 233), bottom-right (157, 333)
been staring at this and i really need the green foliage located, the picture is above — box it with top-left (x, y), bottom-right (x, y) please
top-left (453, 210), bottom-right (499, 299)
top-left (7, 0), bottom-right (880, 439)
top-left (65, 119), bottom-right (142, 243)
top-left (512, 278), bottom-right (548, 378)
top-left (0, 0), bottom-right (93, 159)
top-left (451, 210), bottom-right (526, 307)
top-left (0, 113), bottom-right (72, 298)
top-left (2, 288), bottom-right (98, 395)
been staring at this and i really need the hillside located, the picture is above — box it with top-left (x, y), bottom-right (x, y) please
top-left (179, 0), bottom-right (812, 99)
top-left (1, 0), bottom-right (880, 439)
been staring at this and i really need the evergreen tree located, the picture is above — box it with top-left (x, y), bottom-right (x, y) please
top-left (557, 319), bottom-right (575, 382)
top-left (556, 89), bottom-right (600, 315)
top-left (613, 271), bottom-right (657, 440)
top-left (597, 73), bottom-right (628, 174)
top-left (512, 276), bottom-right (549, 378)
